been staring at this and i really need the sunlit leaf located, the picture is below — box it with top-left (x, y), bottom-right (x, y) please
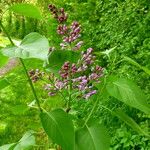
top-left (2, 32), bottom-right (49, 61)
top-left (9, 3), bottom-right (42, 19)
top-left (0, 143), bottom-right (17, 150)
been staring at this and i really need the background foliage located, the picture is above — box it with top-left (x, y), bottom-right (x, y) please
top-left (0, 0), bottom-right (150, 149)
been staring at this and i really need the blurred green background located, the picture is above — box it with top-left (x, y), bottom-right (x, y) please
top-left (0, 0), bottom-right (150, 149)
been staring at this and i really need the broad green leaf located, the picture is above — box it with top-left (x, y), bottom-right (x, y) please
top-left (114, 109), bottom-right (149, 136)
top-left (0, 34), bottom-right (21, 47)
top-left (0, 78), bottom-right (9, 90)
top-left (2, 32), bottom-right (49, 61)
top-left (40, 109), bottom-right (75, 150)
top-left (124, 56), bottom-right (150, 76)
top-left (106, 77), bottom-right (150, 114)
top-left (9, 3), bottom-right (42, 19)
top-left (46, 50), bottom-right (80, 74)
top-left (14, 130), bottom-right (35, 150)
top-left (75, 122), bottom-right (110, 150)
top-left (0, 51), bottom-right (9, 67)
top-left (0, 143), bottom-right (17, 150)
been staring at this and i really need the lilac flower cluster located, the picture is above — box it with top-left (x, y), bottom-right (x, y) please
top-left (77, 48), bottom-right (95, 72)
top-left (62, 21), bottom-right (81, 42)
top-left (60, 21), bottom-right (83, 50)
top-left (58, 21), bottom-right (83, 50)
top-left (45, 48), bottom-right (103, 99)
top-left (48, 4), bottom-right (83, 50)
top-left (46, 4), bottom-right (104, 100)
top-left (44, 80), bottom-right (67, 96)
top-left (59, 62), bottom-right (77, 79)
top-left (29, 69), bottom-right (44, 82)
top-left (48, 4), bottom-right (67, 23)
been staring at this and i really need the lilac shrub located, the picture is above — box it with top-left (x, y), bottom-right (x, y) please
top-left (30, 4), bottom-right (104, 100)
top-left (45, 48), bottom-right (103, 99)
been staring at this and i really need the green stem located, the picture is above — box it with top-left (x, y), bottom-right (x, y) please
top-left (0, 20), bottom-right (14, 45)
top-left (83, 97), bottom-right (99, 126)
top-left (83, 77), bottom-right (107, 127)
top-left (0, 21), bottom-right (42, 112)
top-left (66, 44), bottom-right (73, 110)
top-left (20, 59), bottom-right (42, 112)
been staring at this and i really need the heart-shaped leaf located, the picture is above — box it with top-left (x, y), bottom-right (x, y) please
top-left (75, 121), bottom-right (110, 150)
top-left (106, 77), bottom-right (150, 114)
top-left (46, 50), bottom-right (80, 74)
top-left (2, 32), bottom-right (49, 61)
top-left (40, 109), bottom-right (75, 150)
top-left (0, 143), bottom-right (17, 150)
top-left (13, 130), bottom-right (35, 150)
top-left (0, 131), bottom-right (35, 150)
top-left (9, 3), bottom-right (42, 19)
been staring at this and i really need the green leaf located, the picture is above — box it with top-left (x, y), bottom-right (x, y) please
top-left (0, 131), bottom-right (35, 149)
top-left (40, 109), bottom-right (75, 150)
top-left (106, 77), bottom-right (150, 114)
top-left (124, 56), bottom-right (150, 76)
top-left (0, 78), bottom-right (9, 90)
top-left (0, 143), bottom-right (16, 150)
top-left (75, 122), bottom-right (110, 150)
top-left (114, 109), bottom-right (149, 136)
top-left (9, 3), bottom-right (42, 19)
top-left (46, 50), bottom-right (80, 74)
top-left (2, 32), bottom-right (49, 61)
top-left (14, 130), bottom-right (35, 150)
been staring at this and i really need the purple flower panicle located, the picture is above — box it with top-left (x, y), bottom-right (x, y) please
top-left (48, 4), bottom-right (68, 23)
top-left (45, 48), bottom-right (103, 99)
top-left (29, 69), bottom-right (44, 82)
top-left (47, 4), bottom-right (104, 100)
top-left (48, 4), bottom-right (82, 50)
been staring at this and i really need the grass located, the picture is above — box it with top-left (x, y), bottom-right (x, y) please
top-left (0, 58), bottom-right (63, 149)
